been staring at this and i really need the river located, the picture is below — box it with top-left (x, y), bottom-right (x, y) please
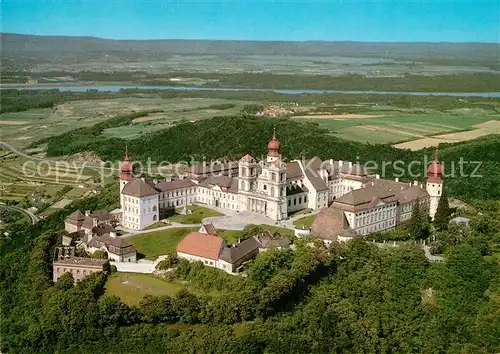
top-left (2, 85), bottom-right (500, 98)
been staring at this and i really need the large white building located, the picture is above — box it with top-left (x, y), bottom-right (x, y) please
top-left (312, 152), bottom-right (444, 243)
top-left (119, 131), bottom-right (443, 233)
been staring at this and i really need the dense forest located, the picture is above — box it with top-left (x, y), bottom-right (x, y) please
top-left (1, 184), bottom-right (499, 353)
top-left (149, 72), bottom-right (500, 92)
top-left (36, 113), bottom-right (500, 202)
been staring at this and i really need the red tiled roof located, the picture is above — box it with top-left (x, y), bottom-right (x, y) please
top-left (176, 232), bottom-right (225, 260)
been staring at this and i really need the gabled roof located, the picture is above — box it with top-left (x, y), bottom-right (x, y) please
top-left (176, 232), bottom-right (225, 261)
top-left (228, 178), bottom-right (239, 193)
top-left (198, 175), bottom-right (234, 189)
top-left (241, 154), bottom-right (255, 162)
top-left (121, 178), bottom-right (159, 197)
top-left (200, 223), bottom-right (218, 236)
top-left (334, 178), bottom-right (429, 211)
top-left (89, 210), bottom-right (112, 221)
top-left (67, 210), bottom-right (85, 222)
top-left (155, 178), bottom-right (196, 192)
top-left (188, 161), bottom-right (239, 175)
top-left (311, 206), bottom-right (350, 241)
top-left (287, 184), bottom-right (309, 196)
top-left (256, 231), bottom-right (291, 249)
top-left (219, 237), bottom-right (261, 264)
top-left (286, 161), bottom-right (303, 180)
top-left (92, 224), bottom-right (116, 236)
top-left (303, 158), bottom-right (329, 191)
top-left (87, 234), bottom-right (136, 255)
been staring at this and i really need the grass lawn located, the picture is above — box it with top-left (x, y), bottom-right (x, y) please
top-left (293, 214), bottom-right (317, 229)
top-left (217, 229), bottom-right (241, 244)
top-left (105, 272), bottom-right (187, 306)
top-left (127, 227), bottom-right (198, 259)
top-left (287, 208), bottom-right (312, 218)
top-left (146, 221), bottom-right (171, 230)
top-left (261, 224), bottom-right (294, 237)
top-left (168, 205), bottom-right (224, 224)
top-left (218, 224), bottom-right (294, 244)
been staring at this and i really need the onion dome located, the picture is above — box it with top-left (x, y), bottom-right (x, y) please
top-left (120, 148), bottom-right (133, 181)
top-left (267, 127), bottom-right (281, 157)
top-left (427, 150), bottom-right (443, 183)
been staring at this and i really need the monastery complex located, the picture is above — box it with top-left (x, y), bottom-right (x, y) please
top-left (119, 130), bottom-right (444, 242)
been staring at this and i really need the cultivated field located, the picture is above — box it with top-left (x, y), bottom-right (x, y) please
top-left (394, 120), bottom-right (500, 150)
top-left (294, 114), bottom-right (498, 145)
top-left (25, 54), bottom-right (499, 77)
top-left (0, 96), bottom-right (251, 147)
top-left (0, 151), bottom-right (96, 211)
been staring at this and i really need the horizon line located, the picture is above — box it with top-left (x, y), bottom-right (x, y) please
top-left (3, 32), bottom-right (499, 45)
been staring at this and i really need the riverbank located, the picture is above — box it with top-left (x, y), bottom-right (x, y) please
top-left (1, 83), bottom-right (500, 97)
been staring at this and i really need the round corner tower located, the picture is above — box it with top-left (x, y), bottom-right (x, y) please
top-left (426, 150), bottom-right (444, 220)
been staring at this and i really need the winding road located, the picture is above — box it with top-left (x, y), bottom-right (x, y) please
top-left (0, 141), bottom-right (117, 170)
top-left (0, 203), bottom-right (39, 224)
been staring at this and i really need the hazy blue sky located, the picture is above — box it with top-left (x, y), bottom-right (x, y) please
top-left (2, 1), bottom-right (499, 42)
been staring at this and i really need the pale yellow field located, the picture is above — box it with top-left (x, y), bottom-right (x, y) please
top-left (132, 114), bottom-right (166, 123)
top-left (0, 120), bottom-right (28, 125)
top-left (394, 120), bottom-right (500, 150)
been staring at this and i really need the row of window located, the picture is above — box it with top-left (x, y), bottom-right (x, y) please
top-left (125, 215), bottom-right (139, 223)
top-left (287, 195), bottom-right (308, 207)
top-left (125, 205), bottom-right (158, 214)
top-left (357, 219), bottom-right (395, 235)
top-left (56, 267), bottom-right (96, 276)
top-left (160, 189), bottom-right (196, 199)
top-left (355, 212), bottom-right (396, 227)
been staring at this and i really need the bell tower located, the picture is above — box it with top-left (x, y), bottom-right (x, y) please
top-left (238, 154), bottom-right (257, 193)
top-left (426, 150), bottom-right (444, 220)
top-left (267, 127), bottom-right (281, 163)
top-left (262, 128), bottom-right (287, 220)
top-left (119, 146), bottom-right (133, 207)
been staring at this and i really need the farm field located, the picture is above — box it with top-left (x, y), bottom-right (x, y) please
top-left (0, 151), bottom-right (97, 205)
top-left (294, 114), bottom-right (498, 144)
top-left (394, 120), bottom-right (500, 150)
top-left (0, 96), bottom-right (251, 147)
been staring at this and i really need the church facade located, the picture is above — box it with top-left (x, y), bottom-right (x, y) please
top-left (119, 131), bottom-right (443, 232)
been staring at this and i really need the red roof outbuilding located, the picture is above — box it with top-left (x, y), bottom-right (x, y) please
top-left (176, 232), bottom-right (225, 260)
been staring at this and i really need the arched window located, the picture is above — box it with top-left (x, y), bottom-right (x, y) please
top-left (153, 214), bottom-right (157, 221)
top-left (270, 187), bottom-right (275, 197)
top-left (152, 205), bottom-right (157, 212)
